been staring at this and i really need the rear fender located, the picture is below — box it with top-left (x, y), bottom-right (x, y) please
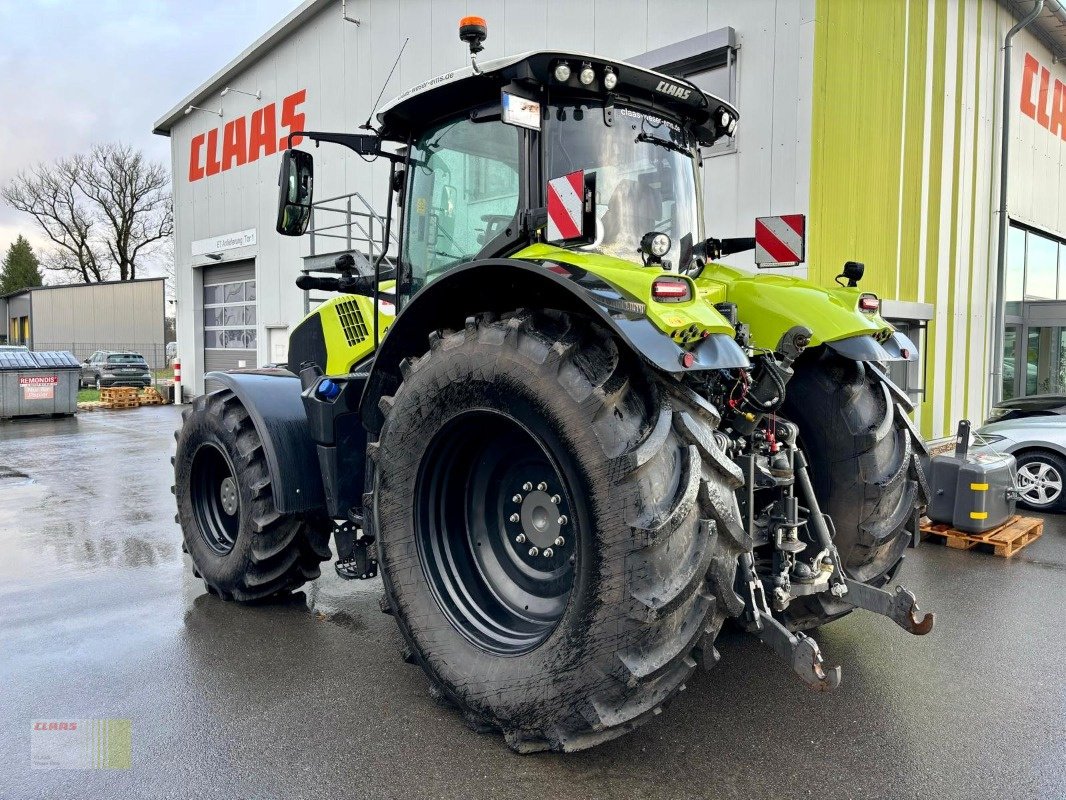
top-left (360, 259), bottom-right (750, 435)
top-left (204, 370), bottom-right (326, 514)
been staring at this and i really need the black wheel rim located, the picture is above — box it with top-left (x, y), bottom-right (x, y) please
top-left (191, 443), bottom-right (241, 555)
top-left (415, 410), bottom-right (577, 655)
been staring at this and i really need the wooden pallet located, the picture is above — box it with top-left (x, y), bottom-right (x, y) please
top-left (98, 387), bottom-right (140, 410)
top-left (920, 514), bottom-right (1043, 558)
top-left (138, 387), bottom-right (166, 406)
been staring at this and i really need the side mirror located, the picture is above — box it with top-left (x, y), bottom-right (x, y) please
top-left (276, 149), bottom-right (314, 236)
top-left (545, 170), bottom-right (596, 246)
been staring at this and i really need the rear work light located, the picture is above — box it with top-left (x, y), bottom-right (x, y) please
top-left (652, 277), bottom-right (692, 303)
top-left (858, 293), bottom-right (880, 312)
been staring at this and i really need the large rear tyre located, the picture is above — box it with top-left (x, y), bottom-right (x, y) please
top-left (781, 351), bottom-right (928, 631)
top-left (173, 390), bottom-right (331, 602)
top-left (368, 310), bottom-right (748, 752)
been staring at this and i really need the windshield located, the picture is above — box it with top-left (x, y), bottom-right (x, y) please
top-left (546, 103), bottom-right (701, 270)
top-left (107, 354), bottom-right (146, 364)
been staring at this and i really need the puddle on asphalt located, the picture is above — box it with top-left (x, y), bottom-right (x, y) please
top-left (0, 465), bottom-right (34, 486)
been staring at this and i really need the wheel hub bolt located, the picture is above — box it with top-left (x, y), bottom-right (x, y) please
top-left (554, 536), bottom-right (565, 547)
top-left (550, 494), bottom-right (561, 504)
top-left (522, 482), bottom-right (533, 491)
top-left (537, 482), bottom-right (548, 491)
top-left (516, 534), bottom-right (526, 543)
top-left (558, 515), bottom-right (568, 526)
top-left (528, 546), bottom-right (539, 556)
top-left (512, 494), bottom-right (522, 503)
top-left (509, 513), bottom-right (520, 523)
top-left (543, 548), bottom-right (554, 558)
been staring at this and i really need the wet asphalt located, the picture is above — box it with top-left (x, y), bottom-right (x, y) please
top-left (0, 405), bottom-right (1063, 800)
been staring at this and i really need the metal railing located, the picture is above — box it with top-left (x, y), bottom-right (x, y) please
top-left (306, 190), bottom-right (397, 274)
top-left (302, 191), bottom-right (397, 314)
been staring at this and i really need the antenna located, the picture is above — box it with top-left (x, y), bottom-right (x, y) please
top-left (363, 37), bottom-right (409, 131)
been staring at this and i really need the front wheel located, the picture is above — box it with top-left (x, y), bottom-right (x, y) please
top-left (1015, 451), bottom-right (1066, 512)
top-left (173, 390), bottom-right (331, 601)
top-left (368, 310), bottom-right (748, 752)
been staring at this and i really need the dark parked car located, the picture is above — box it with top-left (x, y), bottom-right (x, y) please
top-left (984, 393), bottom-right (1066, 425)
top-left (80, 351), bottom-right (152, 389)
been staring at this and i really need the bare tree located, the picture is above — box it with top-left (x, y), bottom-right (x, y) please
top-left (78, 144), bottom-right (173, 280)
top-left (1, 159), bottom-right (105, 282)
top-left (1, 143), bottom-right (173, 283)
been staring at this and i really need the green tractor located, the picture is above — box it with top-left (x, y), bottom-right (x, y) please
top-left (174, 19), bottom-right (933, 752)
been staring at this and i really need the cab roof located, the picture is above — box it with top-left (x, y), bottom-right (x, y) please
top-left (376, 50), bottom-right (738, 146)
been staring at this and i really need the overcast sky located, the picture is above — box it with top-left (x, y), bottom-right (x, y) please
top-left (0, 0), bottom-right (302, 269)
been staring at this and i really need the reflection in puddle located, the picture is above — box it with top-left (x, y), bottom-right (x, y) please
top-left (38, 522), bottom-right (177, 569)
top-left (0, 464), bottom-right (33, 486)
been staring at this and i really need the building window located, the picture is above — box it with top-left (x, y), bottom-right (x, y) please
top-left (204, 279), bottom-right (257, 350)
top-left (1007, 222), bottom-right (1066, 303)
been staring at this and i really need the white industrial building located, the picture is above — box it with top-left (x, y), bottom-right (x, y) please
top-left (155, 0), bottom-right (1066, 440)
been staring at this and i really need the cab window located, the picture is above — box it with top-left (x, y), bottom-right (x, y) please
top-left (403, 116), bottom-right (521, 293)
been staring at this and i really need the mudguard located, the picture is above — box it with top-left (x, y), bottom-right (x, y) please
top-left (696, 264), bottom-right (896, 353)
top-left (204, 370), bottom-right (326, 514)
top-left (825, 331), bottom-right (919, 363)
top-left (360, 258), bottom-right (749, 435)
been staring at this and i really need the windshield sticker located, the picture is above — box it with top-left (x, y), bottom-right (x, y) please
top-left (616, 107), bottom-right (680, 132)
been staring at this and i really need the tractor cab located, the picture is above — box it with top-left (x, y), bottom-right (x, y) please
top-left (375, 49), bottom-right (737, 297)
top-left (277, 43), bottom-right (738, 305)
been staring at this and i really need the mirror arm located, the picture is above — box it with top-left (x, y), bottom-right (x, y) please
top-left (701, 236), bottom-right (756, 260)
top-left (287, 131), bottom-right (405, 162)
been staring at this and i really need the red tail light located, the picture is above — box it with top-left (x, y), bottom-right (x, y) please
top-left (858, 293), bottom-right (880, 312)
top-left (652, 277), bottom-right (691, 303)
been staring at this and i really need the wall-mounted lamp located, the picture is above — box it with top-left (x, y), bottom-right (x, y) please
top-left (203, 253), bottom-right (224, 261)
top-left (221, 86), bottom-right (262, 101)
top-left (185, 104), bottom-right (222, 118)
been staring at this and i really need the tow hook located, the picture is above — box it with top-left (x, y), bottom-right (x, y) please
top-left (741, 553), bottom-right (842, 692)
top-left (839, 578), bottom-right (935, 636)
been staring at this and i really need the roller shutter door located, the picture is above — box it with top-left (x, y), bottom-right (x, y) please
top-left (202, 261), bottom-right (256, 389)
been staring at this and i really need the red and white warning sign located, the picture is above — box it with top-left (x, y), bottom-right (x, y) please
top-left (754, 214), bottom-right (806, 267)
top-left (546, 170), bottom-right (588, 243)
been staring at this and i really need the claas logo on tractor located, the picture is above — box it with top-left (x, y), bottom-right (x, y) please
top-left (174, 13), bottom-right (934, 757)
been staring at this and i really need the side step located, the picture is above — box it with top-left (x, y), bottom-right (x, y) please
top-left (333, 517), bottom-right (378, 580)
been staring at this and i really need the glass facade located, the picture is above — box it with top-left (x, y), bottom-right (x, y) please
top-left (1005, 223), bottom-right (1066, 302)
top-left (1002, 224), bottom-right (1066, 400)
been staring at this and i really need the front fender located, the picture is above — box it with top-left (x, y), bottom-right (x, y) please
top-left (359, 259), bottom-right (749, 435)
top-left (204, 370), bottom-right (326, 514)
top-left (696, 264), bottom-right (892, 352)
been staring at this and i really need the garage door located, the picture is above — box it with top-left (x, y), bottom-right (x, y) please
top-left (203, 261), bottom-right (256, 388)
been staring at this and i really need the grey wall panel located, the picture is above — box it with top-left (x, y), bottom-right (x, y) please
top-left (23, 280), bottom-right (164, 354)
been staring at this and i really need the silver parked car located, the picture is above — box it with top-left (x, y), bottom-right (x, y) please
top-left (973, 400), bottom-right (1066, 511)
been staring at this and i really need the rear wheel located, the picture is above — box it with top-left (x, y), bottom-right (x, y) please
top-left (173, 390), bottom-right (331, 601)
top-left (781, 350), bottom-right (927, 631)
top-left (1015, 451), bottom-right (1066, 512)
top-left (368, 310), bottom-right (748, 752)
